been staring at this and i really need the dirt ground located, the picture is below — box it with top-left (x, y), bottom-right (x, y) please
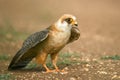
top-left (0, 0), bottom-right (120, 80)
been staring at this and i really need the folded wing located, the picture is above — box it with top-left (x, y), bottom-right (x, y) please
top-left (8, 29), bottom-right (49, 70)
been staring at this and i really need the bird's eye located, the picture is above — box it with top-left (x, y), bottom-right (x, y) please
top-left (65, 18), bottom-right (73, 23)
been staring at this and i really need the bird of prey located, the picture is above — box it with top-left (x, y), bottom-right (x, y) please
top-left (8, 14), bottom-right (80, 73)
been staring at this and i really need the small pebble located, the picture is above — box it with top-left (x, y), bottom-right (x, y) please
top-left (60, 71), bottom-right (68, 75)
top-left (64, 67), bottom-right (69, 70)
top-left (111, 75), bottom-right (117, 79)
top-left (97, 71), bottom-right (107, 74)
top-left (84, 68), bottom-right (89, 71)
top-left (70, 77), bottom-right (76, 80)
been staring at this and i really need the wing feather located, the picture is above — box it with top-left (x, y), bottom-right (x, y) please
top-left (8, 29), bottom-right (49, 70)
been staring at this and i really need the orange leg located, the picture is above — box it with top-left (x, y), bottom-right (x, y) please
top-left (50, 53), bottom-right (61, 72)
top-left (43, 64), bottom-right (55, 73)
top-left (36, 52), bottom-right (54, 73)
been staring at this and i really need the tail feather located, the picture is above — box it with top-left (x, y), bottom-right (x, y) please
top-left (8, 48), bottom-right (35, 70)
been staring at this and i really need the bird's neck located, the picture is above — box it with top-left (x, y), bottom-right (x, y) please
top-left (52, 20), bottom-right (71, 32)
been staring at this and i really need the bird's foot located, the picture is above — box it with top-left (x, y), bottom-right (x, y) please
top-left (43, 69), bottom-right (68, 74)
top-left (54, 69), bottom-right (65, 72)
top-left (43, 69), bottom-right (66, 73)
top-left (43, 69), bottom-right (55, 73)
top-left (57, 69), bottom-right (68, 74)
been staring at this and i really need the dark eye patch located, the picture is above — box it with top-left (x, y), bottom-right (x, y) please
top-left (65, 18), bottom-right (73, 24)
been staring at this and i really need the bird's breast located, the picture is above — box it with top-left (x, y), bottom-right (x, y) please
top-left (48, 30), bottom-right (71, 47)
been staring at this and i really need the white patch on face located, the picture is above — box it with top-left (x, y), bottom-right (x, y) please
top-left (55, 20), bottom-right (72, 32)
top-left (55, 14), bottom-right (77, 32)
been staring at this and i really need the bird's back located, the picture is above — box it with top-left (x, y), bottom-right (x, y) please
top-left (8, 30), bottom-right (49, 70)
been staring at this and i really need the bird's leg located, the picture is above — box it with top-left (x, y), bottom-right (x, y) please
top-left (42, 64), bottom-right (53, 73)
top-left (51, 53), bottom-right (61, 72)
top-left (36, 52), bottom-right (53, 73)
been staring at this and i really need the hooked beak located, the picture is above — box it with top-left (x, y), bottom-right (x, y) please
top-left (71, 21), bottom-right (78, 27)
top-left (74, 23), bottom-right (78, 26)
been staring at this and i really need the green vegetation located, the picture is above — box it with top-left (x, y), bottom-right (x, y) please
top-left (0, 54), bottom-right (9, 61)
top-left (101, 55), bottom-right (120, 60)
top-left (0, 73), bottom-right (15, 80)
top-left (79, 61), bottom-right (88, 64)
top-left (57, 53), bottom-right (74, 65)
top-left (56, 52), bottom-right (80, 66)
top-left (0, 27), bottom-right (28, 42)
top-left (26, 52), bottom-right (80, 69)
top-left (25, 62), bottom-right (37, 69)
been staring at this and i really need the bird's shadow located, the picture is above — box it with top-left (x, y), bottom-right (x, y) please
top-left (8, 67), bottom-right (45, 73)
top-left (8, 64), bottom-right (70, 73)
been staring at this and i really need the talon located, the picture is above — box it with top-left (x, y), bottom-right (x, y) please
top-left (44, 70), bottom-right (55, 73)
top-left (55, 69), bottom-right (65, 72)
top-left (61, 69), bottom-right (65, 72)
top-left (55, 69), bottom-right (60, 72)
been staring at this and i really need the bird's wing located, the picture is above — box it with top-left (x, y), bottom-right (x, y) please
top-left (8, 29), bottom-right (49, 70)
top-left (68, 27), bottom-right (80, 43)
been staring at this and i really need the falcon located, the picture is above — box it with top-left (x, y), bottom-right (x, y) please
top-left (8, 14), bottom-right (80, 72)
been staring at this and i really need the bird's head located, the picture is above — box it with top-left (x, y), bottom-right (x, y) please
top-left (58, 14), bottom-right (78, 27)
top-left (55, 14), bottom-right (78, 31)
